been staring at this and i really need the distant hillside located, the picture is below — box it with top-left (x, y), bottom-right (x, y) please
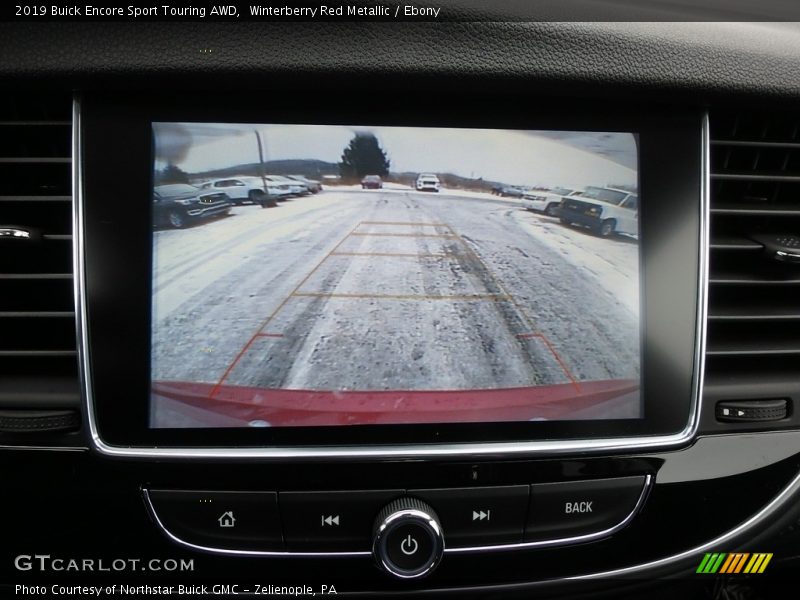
top-left (190, 159), bottom-right (339, 181)
top-left (185, 161), bottom-right (541, 192)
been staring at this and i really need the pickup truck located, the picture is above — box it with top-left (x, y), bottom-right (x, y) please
top-left (558, 186), bottom-right (639, 237)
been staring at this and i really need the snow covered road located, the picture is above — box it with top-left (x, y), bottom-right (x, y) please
top-left (151, 189), bottom-right (640, 414)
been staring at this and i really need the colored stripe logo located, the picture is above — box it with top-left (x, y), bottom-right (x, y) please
top-left (696, 553), bottom-right (773, 574)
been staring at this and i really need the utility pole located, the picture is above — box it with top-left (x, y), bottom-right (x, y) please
top-left (255, 130), bottom-right (276, 208)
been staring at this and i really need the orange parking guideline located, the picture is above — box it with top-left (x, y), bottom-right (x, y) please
top-left (211, 217), bottom-right (583, 398)
top-left (209, 221), bottom-right (363, 398)
top-left (447, 223), bottom-right (581, 392)
top-left (516, 333), bottom-right (580, 390)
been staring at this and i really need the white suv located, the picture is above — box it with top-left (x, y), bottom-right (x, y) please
top-left (558, 186), bottom-right (639, 238)
top-left (523, 187), bottom-right (578, 216)
top-left (201, 177), bottom-right (288, 206)
top-left (415, 173), bottom-right (441, 192)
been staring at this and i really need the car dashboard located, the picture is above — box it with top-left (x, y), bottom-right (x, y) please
top-left (2, 14), bottom-right (800, 599)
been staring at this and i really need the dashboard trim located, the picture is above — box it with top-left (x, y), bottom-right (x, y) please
top-left (75, 98), bottom-right (709, 460)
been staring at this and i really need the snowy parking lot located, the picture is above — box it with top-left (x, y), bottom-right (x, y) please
top-left (151, 188), bottom-right (640, 425)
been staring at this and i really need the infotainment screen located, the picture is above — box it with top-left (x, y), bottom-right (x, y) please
top-left (149, 123), bottom-right (640, 429)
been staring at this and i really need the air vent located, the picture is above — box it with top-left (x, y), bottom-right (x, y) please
top-left (705, 111), bottom-right (800, 423)
top-left (0, 94), bottom-right (82, 446)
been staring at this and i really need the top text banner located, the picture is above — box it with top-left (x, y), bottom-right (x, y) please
top-left (7, 0), bottom-right (800, 22)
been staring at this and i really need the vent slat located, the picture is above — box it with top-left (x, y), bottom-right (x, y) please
top-left (710, 237), bottom-right (763, 250)
top-left (0, 196), bottom-right (72, 202)
top-left (0, 312), bottom-right (75, 318)
top-left (707, 346), bottom-right (800, 356)
top-left (712, 140), bottom-right (800, 149)
top-left (0, 354), bottom-right (77, 377)
top-left (709, 311), bottom-right (800, 321)
top-left (0, 163), bottom-right (71, 196)
top-left (0, 315), bottom-right (76, 352)
top-left (0, 199), bottom-right (71, 234)
top-left (0, 278), bottom-right (73, 311)
top-left (707, 109), bottom-right (800, 377)
top-left (0, 158), bottom-right (71, 164)
top-left (0, 273), bottom-right (72, 279)
top-left (711, 207), bottom-right (800, 216)
top-left (0, 120), bottom-right (71, 159)
top-left (712, 173), bottom-right (800, 183)
top-left (0, 350), bottom-right (78, 357)
top-left (709, 273), bottom-right (800, 285)
top-left (0, 240), bottom-right (73, 273)
top-left (0, 121), bottom-right (70, 126)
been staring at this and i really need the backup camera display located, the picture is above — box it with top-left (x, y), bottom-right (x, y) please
top-left (150, 123), bottom-right (640, 428)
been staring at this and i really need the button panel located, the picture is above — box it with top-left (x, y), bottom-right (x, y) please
top-left (280, 489), bottom-right (403, 551)
top-left (525, 476), bottom-right (647, 542)
top-left (409, 485), bottom-right (529, 547)
top-left (145, 476), bottom-right (648, 555)
top-left (147, 490), bottom-right (282, 550)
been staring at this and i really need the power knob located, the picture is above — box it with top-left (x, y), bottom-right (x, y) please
top-left (372, 497), bottom-right (444, 579)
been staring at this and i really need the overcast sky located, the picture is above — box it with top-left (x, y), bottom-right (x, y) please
top-left (153, 122), bottom-right (637, 189)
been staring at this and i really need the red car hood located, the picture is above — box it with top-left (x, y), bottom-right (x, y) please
top-left (152, 380), bottom-right (639, 427)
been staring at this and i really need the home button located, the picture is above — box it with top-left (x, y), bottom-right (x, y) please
top-left (373, 497), bottom-right (444, 579)
top-left (146, 490), bottom-right (283, 551)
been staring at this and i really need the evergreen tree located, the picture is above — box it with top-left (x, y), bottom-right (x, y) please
top-left (157, 164), bottom-right (191, 184)
top-left (339, 133), bottom-right (390, 179)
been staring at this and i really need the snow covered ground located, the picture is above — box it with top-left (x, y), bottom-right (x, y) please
top-left (151, 189), bottom-right (641, 422)
top-left (511, 209), bottom-right (639, 315)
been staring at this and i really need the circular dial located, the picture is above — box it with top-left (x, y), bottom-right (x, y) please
top-left (372, 497), bottom-right (444, 579)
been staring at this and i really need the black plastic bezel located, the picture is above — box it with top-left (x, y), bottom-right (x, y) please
top-left (80, 92), bottom-right (702, 450)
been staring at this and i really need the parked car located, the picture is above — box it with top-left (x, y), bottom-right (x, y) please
top-left (153, 184), bottom-right (232, 229)
top-left (499, 185), bottom-right (525, 198)
top-left (259, 177), bottom-right (295, 201)
top-left (523, 187), bottom-right (579, 216)
top-left (264, 175), bottom-right (309, 197)
top-left (200, 177), bottom-right (282, 207)
top-left (287, 175), bottom-right (323, 193)
top-left (558, 186), bottom-right (639, 237)
top-left (361, 175), bottom-right (383, 189)
top-left (415, 173), bottom-right (441, 192)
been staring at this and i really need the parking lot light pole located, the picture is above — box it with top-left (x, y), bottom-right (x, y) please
top-left (255, 130), bottom-right (277, 208)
